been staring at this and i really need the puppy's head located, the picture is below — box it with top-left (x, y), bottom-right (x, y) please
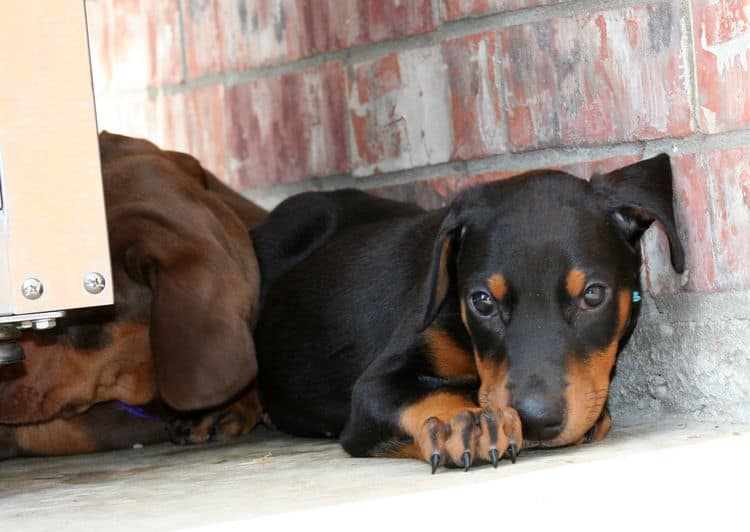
top-left (423, 154), bottom-right (684, 447)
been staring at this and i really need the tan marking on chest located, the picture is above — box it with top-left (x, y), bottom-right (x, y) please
top-left (424, 328), bottom-right (477, 381)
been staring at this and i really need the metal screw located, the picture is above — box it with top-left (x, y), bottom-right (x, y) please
top-left (21, 278), bottom-right (43, 300)
top-left (33, 319), bottom-right (56, 330)
top-left (84, 272), bottom-right (106, 294)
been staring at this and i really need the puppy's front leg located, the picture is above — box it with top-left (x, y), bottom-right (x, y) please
top-left (340, 368), bottom-right (522, 473)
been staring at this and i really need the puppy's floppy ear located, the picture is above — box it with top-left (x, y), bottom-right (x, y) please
top-left (420, 210), bottom-right (464, 329)
top-left (591, 154), bottom-right (685, 273)
top-left (147, 257), bottom-right (257, 412)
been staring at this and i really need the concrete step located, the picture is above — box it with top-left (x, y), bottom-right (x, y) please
top-left (1, 419), bottom-right (747, 531)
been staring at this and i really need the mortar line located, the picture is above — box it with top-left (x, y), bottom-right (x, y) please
top-left (239, 128), bottom-right (750, 204)
top-left (681, 0), bottom-right (700, 134)
top-left (493, 30), bottom-right (512, 155)
top-left (176, 0), bottom-right (190, 86)
top-left (430, 0), bottom-right (443, 30)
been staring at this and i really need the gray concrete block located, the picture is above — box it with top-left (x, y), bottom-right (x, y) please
top-left (609, 290), bottom-right (750, 423)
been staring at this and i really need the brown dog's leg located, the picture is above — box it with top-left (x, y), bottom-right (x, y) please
top-left (1, 401), bottom-right (166, 458)
top-left (166, 383), bottom-right (263, 445)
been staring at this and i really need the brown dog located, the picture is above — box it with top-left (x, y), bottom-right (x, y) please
top-left (0, 132), bottom-right (266, 458)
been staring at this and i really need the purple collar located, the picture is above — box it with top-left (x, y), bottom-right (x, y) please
top-left (114, 400), bottom-right (160, 421)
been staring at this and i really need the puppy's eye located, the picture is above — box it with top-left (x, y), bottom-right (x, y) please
top-left (581, 284), bottom-right (607, 309)
top-left (471, 291), bottom-right (496, 316)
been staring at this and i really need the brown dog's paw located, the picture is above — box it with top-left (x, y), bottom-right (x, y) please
top-left (0, 426), bottom-right (19, 460)
top-left (417, 406), bottom-right (522, 473)
top-left (167, 408), bottom-right (257, 445)
top-left (166, 385), bottom-right (263, 445)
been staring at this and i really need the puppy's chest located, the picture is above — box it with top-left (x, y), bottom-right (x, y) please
top-left (422, 314), bottom-right (477, 382)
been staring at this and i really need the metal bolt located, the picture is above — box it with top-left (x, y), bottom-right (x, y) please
top-left (84, 272), bottom-right (106, 294)
top-left (33, 319), bottom-right (56, 330)
top-left (21, 278), bottom-right (43, 300)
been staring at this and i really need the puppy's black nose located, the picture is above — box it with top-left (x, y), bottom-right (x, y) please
top-left (513, 396), bottom-right (564, 442)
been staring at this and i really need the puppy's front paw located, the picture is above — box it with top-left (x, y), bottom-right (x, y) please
top-left (417, 406), bottom-right (522, 473)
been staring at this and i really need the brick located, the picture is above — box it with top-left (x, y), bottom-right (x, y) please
top-left (227, 62), bottom-right (349, 187)
top-left (181, 0), bottom-right (436, 76)
top-left (180, 0), bottom-right (229, 77)
top-left (85, 0), bottom-right (183, 91)
top-left (347, 46), bottom-right (454, 176)
top-left (562, 156), bottom-right (641, 182)
top-left (692, 0), bottom-right (750, 133)
top-left (156, 86), bottom-right (229, 185)
top-left (442, 0), bottom-right (562, 21)
top-left (297, 0), bottom-right (436, 56)
top-left (368, 175), bottom-right (465, 210)
top-left (702, 149), bottom-right (750, 290)
top-left (500, 3), bottom-right (693, 151)
top-left (94, 86), bottom-right (231, 185)
top-left (181, 0), bottom-right (303, 75)
top-left (94, 95), bottom-right (155, 139)
top-left (350, 0), bottom-right (435, 45)
top-left (636, 154), bottom-right (714, 295)
top-left (443, 33), bottom-right (506, 160)
top-left (646, 150), bottom-right (750, 293)
top-left (240, 0), bottom-right (308, 68)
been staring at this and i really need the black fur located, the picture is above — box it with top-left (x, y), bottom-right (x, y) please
top-left (251, 154), bottom-right (684, 457)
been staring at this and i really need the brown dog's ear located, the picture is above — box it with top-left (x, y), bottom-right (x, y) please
top-left (148, 258), bottom-right (257, 412)
top-left (421, 211), bottom-right (463, 329)
top-left (590, 154), bottom-right (685, 273)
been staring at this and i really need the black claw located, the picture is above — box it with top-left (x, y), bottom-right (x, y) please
top-left (430, 452), bottom-right (441, 474)
top-left (489, 448), bottom-right (499, 468)
top-left (508, 442), bottom-right (518, 464)
top-left (462, 450), bottom-right (472, 472)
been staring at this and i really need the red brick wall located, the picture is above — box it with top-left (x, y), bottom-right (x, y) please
top-left (86, 0), bottom-right (750, 295)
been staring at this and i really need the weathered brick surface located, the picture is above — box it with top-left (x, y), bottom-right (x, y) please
top-left (346, 0), bottom-right (435, 46)
top-left (692, 0), bottom-right (750, 133)
top-left (95, 86), bottom-right (230, 184)
top-left (86, 0), bottom-right (183, 90)
top-left (641, 150), bottom-right (750, 294)
top-left (700, 149), bottom-right (750, 290)
top-left (227, 62), bottom-right (349, 188)
top-left (95, 95), bottom-right (155, 140)
top-left (157, 85), bottom-right (229, 184)
top-left (181, 0), bottom-right (309, 75)
top-left (639, 155), bottom-right (712, 295)
top-left (368, 175), bottom-right (465, 210)
top-left (369, 157), bottom-right (652, 211)
top-left (347, 46), bottom-right (454, 176)
top-left (443, 33), bottom-right (506, 160)
top-left (500, 3), bottom-right (693, 150)
top-left (87, 0), bottom-right (750, 296)
top-left (181, 0), bottom-right (435, 77)
top-left (180, 0), bottom-right (233, 77)
top-left (442, 0), bottom-right (562, 21)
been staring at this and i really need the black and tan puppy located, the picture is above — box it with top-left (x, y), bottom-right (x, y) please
top-left (251, 154), bottom-right (684, 473)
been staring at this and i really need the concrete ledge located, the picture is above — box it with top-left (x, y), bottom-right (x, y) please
top-left (610, 290), bottom-right (750, 422)
top-left (1, 421), bottom-right (747, 531)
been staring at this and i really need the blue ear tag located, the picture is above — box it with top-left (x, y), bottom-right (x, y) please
top-left (632, 291), bottom-right (642, 303)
